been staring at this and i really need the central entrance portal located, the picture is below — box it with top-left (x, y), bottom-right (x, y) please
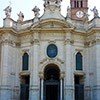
top-left (44, 64), bottom-right (60, 100)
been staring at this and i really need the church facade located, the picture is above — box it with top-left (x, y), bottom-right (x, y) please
top-left (0, 0), bottom-right (100, 100)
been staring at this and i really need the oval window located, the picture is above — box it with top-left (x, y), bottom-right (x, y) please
top-left (47, 44), bottom-right (58, 58)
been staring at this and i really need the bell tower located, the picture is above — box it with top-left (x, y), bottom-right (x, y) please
top-left (70, 0), bottom-right (88, 20)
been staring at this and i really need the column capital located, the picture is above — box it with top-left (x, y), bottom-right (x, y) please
top-left (60, 72), bottom-right (65, 79)
top-left (64, 39), bottom-right (74, 45)
top-left (39, 72), bottom-right (44, 79)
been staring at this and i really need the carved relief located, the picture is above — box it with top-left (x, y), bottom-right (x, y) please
top-left (64, 39), bottom-right (74, 45)
top-left (40, 57), bottom-right (64, 65)
top-left (31, 39), bottom-right (40, 45)
top-left (84, 39), bottom-right (100, 47)
top-left (1, 33), bottom-right (17, 46)
top-left (60, 72), bottom-right (65, 79)
top-left (84, 41), bottom-right (90, 47)
top-left (40, 33), bottom-right (64, 40)
top-left (15, 42), bottom-right (21, 47)
top-left (20, 35), bottom-right (32, 43)
top-left (39, 72), bottom-right (44, 79)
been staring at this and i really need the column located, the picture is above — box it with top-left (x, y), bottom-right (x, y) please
top-left (60, 79), bottom-right (63, 100)
top-left (29, 33), bottom-right (40, 100)
top-left (39, 72), bottom-right (44, 100)
top-left (60, 72), bottom-right (65, 100)
top-left (41, 79), bottom-right (44, 100)
top-left (64, 32), bottom-right (74, 100)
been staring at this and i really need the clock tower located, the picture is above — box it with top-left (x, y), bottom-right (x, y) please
top-left (70, 0), bottom-right (88, 20)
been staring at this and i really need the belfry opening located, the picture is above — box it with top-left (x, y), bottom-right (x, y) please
top-left (44, 64), bottom-right (60, 100)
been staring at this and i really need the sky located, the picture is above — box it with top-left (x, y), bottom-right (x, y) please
top-left (0, 0), bottom-right (100, 27)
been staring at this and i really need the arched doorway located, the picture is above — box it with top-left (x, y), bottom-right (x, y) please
top-left (44, 64), bottom-right (60, 100)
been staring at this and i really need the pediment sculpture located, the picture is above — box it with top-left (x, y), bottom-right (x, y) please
top-left (43, 0), bottom-right (62, 7)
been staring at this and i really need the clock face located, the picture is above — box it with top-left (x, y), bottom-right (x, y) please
top-left (76, 11), bottom-right (84, 18)
top-left (47, 44), bottom-right (58, 58)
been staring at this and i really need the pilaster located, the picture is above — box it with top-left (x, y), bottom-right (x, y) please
top-left (0, 37), bottom-right (13, 100)
top-left (94, 41), bottom-right (100, 100)
top-left (64, 32), bottom-right (74, 100)
top-left (29, 32), bottom-right (40, 100)
top-left (84, 48), bottom-right (91, 100)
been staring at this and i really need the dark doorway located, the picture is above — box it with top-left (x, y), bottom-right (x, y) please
top-left (20, 75), bottom-right (30, 100)
top-left (45, 84), bottom-right (59, 100)
top-left (44, 64), bottom-right (60, 100)
top-left (75, 75), bottom-right (84, 100)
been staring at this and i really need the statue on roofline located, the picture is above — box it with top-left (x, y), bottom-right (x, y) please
top-left (67, 6), bottom-right (71, 18)
top-left (17, 11), bottom-right (24, 22)
top-left (43, 0), bottom-right (62, 7)
top-left (83, 12), bottom-right (89, 23)
top-left (32, 6), bottom-right (40, 18)
top-left (91, 6), bottom-right (99, 18)
top-left (4, 6), bottom-right (12, 18)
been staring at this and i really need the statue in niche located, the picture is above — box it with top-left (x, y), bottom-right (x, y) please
top-left (91, 6), bottom-right (99, 18)
top-left (17, 11), bottom-right (24, 22)
top-left (4, 6), bottom-right (12, 18)
top-left (32, 6), bottom-right (40, 18)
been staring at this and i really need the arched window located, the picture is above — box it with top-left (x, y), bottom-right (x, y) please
top-left (22, 53), bottom-right (29, 70)
top-left (80, 1), bottom-right (83, 8)
top-left (77, 1), bottom-right (79, 8)
top-left (76, 52), bottom-right (83, 70)
top-left (74, 1), bottom-right (77, 8)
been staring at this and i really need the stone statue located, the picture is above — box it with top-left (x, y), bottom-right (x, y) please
top-left (32, 6), bottom-right (40, 18)
top-left (67, 6), bottom-right (71, 18)
top-left (4, 6), bottom-right (12, 18)
top-left (91, 6), bottom-right (99, 18)
top-left (43, 0), bottom-right (62, 7)
top-left (83, 12), bottom-right (89, 23)
top-left (17, 11), bottom-right (24, 22)
top-left (55, 0), bottom-right (62, 6)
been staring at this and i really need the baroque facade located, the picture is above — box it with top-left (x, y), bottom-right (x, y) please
top-left (0, 0), bottom-right (100, 100)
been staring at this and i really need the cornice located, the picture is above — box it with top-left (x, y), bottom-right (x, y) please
top-left (87, 27), bottom-right (100, 36)
top-left (0, 27), bottom-right (17, 35)
top-left (71, 29), bottom-right (87, 36)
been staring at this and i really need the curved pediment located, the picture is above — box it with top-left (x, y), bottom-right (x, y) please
top-left (31, 18), bottom-right (74, 29)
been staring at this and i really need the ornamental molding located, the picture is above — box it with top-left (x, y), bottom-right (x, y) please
top-left (15, 42), bottom-right (21, 47)
top-left (30, 39), bottom-right (40, 45)
top-left (21, 49), bottom-right (29, 55)
top-left (1, 39), bottom-right (14, 46)
top-left (48, 40), bottom-right (56, 44)
top-left (84, 39), bottom-right (100, 47)
top-left (84, 41), bottom-right (91, 47)
top-left (40, 57), bottom-right (64, 65)
top-left (39, 72), bottom-right (44, 79)
top-left (31, 18), bottom-right (73, 29)
top-left (64, 39), bottom-right (74, 45)
top-left (19, 71), bottom-right (30, 76)
top-left (60, 71), bottom-right (65, 79)
top-left (40, 57), bottom-right (64, 73)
